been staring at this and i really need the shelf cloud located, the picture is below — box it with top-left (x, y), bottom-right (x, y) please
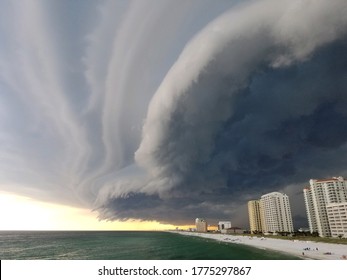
top-left (1, 0), bottom-right (347, 226)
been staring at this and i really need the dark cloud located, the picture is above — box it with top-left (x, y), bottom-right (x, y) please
top-left (99, 35), bottom-right (347, 228)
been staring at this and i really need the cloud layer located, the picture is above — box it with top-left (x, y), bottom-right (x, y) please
top-left (1, 0), bottom-right (347, 227)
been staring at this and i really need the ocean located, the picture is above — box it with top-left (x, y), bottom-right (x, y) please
top-left (0, 231), bottom-right (299, 260)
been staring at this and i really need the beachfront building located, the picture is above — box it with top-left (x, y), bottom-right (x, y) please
top-left (218, 221), bottom-right (231, 231)
top-left (259, 192), bottom-right (294, 233)
top-left (326, 202), bottom-right (347, 238)
top-left (221, 226), bottom-right (244, 234)
top-left (304, 177), bottom-right (347, 237)
top-left (195, 218), bottom-right (208, 232)
top-left (247, 200), bottom-right (263, 233)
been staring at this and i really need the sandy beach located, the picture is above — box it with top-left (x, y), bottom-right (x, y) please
top-left (174, 231), bottom-right (347, 260)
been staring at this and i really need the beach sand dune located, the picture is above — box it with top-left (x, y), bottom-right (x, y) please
top-left (175, 231), bottom-right (347, 260)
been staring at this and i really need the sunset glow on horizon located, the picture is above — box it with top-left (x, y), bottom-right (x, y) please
top-left (0, 191), bottom-right (191, 231)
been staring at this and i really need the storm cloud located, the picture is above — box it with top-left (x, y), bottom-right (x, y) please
top-left (1, 0), bottom-right (347, 227)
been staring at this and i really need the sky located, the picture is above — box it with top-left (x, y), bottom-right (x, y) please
top-left (0, 0), bottom-right (347, 230)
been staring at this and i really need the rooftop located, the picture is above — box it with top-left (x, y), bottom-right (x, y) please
top-left (314, 176), bottom-right (345, 183)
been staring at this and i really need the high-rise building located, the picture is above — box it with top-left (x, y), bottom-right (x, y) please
top-left (247, 200), bottom-right (263, 233)
top-left (259, 192), bottom-right (294, 233)
top-left (326, 202), bottom-right (347, 238)
top-left (218, 221), bottom-right (231, 231)
top-left (304, 177), bottom-right (347, 237)
top-left (195, 218), bottom-right (207, 232)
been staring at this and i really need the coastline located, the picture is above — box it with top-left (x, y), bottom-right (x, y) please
top-left (173, 231), bottom-right (347, 260)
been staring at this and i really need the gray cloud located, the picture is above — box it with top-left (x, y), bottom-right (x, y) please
top-left (1, 0), bottom-right (347, 228)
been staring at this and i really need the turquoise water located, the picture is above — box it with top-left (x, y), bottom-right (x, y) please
top-left (0, 231), bottom-right (299, 260)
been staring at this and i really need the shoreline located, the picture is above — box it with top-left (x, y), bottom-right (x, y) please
top-left (173, 231), bottom-right (347, 260)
